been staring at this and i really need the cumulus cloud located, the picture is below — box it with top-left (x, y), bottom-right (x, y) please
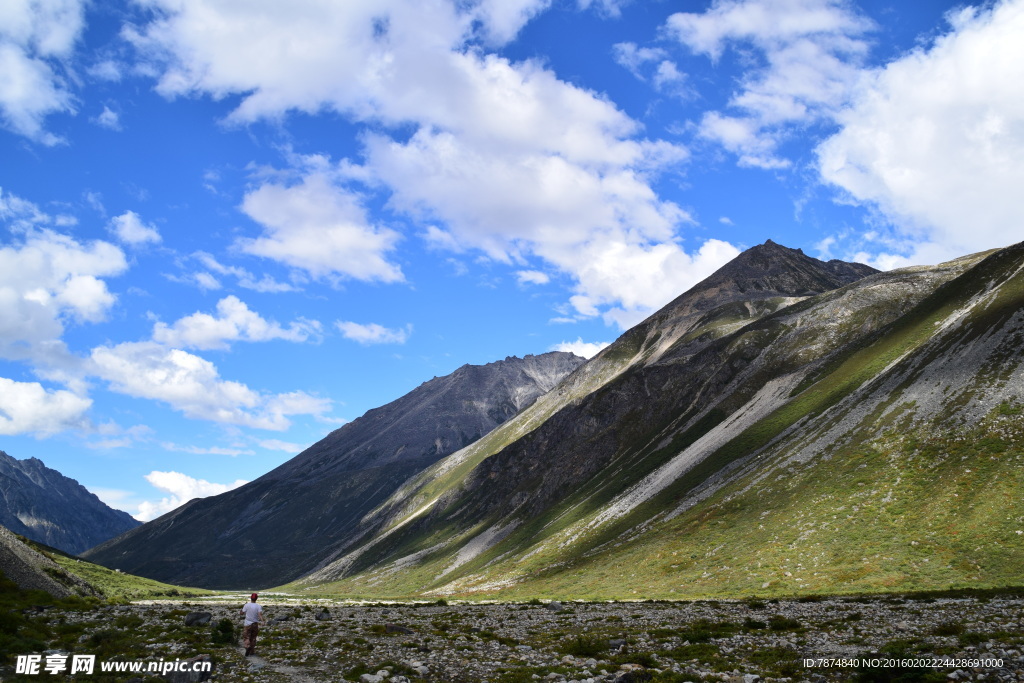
top-left (817, 0), bottom-right (1024, 265)
top-left (0, 0), bottom-right (85, 143)
top-left (666, 0), bottom-right (874, 168)
top-left (89, 341), bottom-right (331, 430)
top-left (128, 0), bottom-right (727, 327)
top-left (0, 376), bottom-right (90, 435)
top-left (109, 210), bottom-right (161, 245)
top-left (152, 295), bottom-right (320, 350)
top-left (0, 218), bottom-right (127, 366)
top-left (238, 172), bottom-right (403, 284)
top-left (550, 338), bottom-right (611, 359)
top-left (336, 321), bottom-right (411, 345)
top-left (136, 470), bottom-right (248, 521)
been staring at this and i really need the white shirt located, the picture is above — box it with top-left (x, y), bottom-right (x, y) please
top-left (241, 602), bottom-right (263, 626)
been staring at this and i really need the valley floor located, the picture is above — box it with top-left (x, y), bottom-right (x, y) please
top-left (5, 593), bottom-right (1024, 682)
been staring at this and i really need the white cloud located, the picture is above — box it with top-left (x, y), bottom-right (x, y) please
top-left (613, 42), bottom-right (686, 94)
top-left (568, 238), bottom-right (741, 328)
top-left (127, 0), bottom-right (720, 327)
top-left (93, 105), bottom-right (120, 130)
top-left (161, 442), bottom-right (255, 456)
top-left (89, 341), bottom-right (331, 430)
top-left (259, 439), bottom-right (303, 453)
top-left (550, 338), bottom-right (611, 359)
top-left (135, 470), bottom-right (248, 521)
top-left (192, 272), bottom-right (221, 291)
top-left (88, 487), bottom-right (137, 513)
top-left (0, 0), bottom-right (85, 143)
top-left (1, 187), bottom-right (52, 229)
top-left (366, 129), bottom-right (713, 326)
top-left (0, 222), bottom-right (127, 365)
top-left (653, 60), bottom-right (685, 92)
top-left (87, 60), bottom-right (122, 81)
top-left (613, 42), bottom-right (669, 79)
top-left (109, 210), bottom-right (161, 245)
top-left (473, 0), bottom-right (552, 45)
top-left (516, 270), bottom-right (549, 285)
top-left (667, 0), bottom-right (874, 168)
top-left (238, 172), bottom-right (403, 283)
top-left (336, 321), bottom-right (411, 345)
top-left (0, 376), bottom-right (90, 435)
top-left (817, 0), bottom-right (1024, 264)
top-left (152, 295), bottom-right (320, 350)
top-left (191, 251), bottom-right (297, 293)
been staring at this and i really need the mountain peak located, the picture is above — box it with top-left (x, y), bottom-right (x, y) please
top-left (757, 238), bottom-right (801, 255)
top-left (652, 240), bottom-right (878, 322)
top-left (0, 451), bottom-right (139, 555)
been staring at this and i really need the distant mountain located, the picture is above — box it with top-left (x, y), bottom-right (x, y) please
top-left (290, 242), bottom-right (1024, 600)
top-left (84, 352), bottom-right (585, 588)
top-left (0, 452), bottom-right (140, 555)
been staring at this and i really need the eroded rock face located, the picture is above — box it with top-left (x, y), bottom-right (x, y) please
top-left (0, 452), bottom-right (140, 555)
top-left (84, 352), bottom-right (585, 589)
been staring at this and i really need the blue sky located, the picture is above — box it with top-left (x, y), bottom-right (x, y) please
top-left (2, 0), bottom-right (1022, 521)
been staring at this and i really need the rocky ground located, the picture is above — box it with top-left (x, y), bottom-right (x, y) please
top-left (6, 594), bottom-right (1023, 682)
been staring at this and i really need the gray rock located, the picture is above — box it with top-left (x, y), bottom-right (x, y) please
top-left (385, 623), bottom-right (414, 634)
top-left (184, 612), bottom-right (211, 626)
top-left (315, 609), bottom-right (331, 621)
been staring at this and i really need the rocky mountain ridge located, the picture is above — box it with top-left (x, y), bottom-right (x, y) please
top-left (84, 352), bottom-right (585, 588)
top-left (0, 451), bottom-right (139, 555)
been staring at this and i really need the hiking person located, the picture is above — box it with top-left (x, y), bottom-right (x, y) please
top-left (240, 592), bottom-right (265, 656)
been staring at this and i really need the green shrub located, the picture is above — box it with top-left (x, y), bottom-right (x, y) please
top-left (932, 622), bottom-right (964, 637)
top-left (561, 633), bottom-right (608, 657)
top-left (768, 615), bottom-right (801, 631)
top-left (212, 618), bottom-right (235, 645)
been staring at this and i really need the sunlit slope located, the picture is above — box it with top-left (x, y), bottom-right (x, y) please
top-left (299, 243), bottom-right (876, 585)
top-left (296, 244), bottom-right (934, 592)
top-left (304, 243), bottom-right (1023, 599)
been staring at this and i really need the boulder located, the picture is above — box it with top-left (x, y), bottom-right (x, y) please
top-left (184, 612), bottom-right (211, 627)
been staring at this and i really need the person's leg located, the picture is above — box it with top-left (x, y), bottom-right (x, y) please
top-left (243, 624), bottom-right (256, 655)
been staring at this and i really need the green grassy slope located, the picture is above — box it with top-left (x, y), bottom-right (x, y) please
top-left (295, 245), bottom-right (1024, 601)
top-left (25, 539), bottom-right (213, 600)
top-left (486, 401), bottom-right (1024, 600)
